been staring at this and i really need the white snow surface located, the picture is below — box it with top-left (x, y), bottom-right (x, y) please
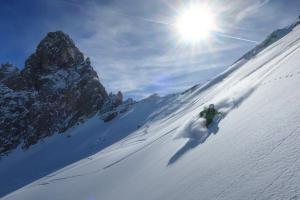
top-left (2, 25), bottom-right (300, 200)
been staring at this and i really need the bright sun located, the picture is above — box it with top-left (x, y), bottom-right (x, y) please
top-left (175, 4), bottom-right (216, 43)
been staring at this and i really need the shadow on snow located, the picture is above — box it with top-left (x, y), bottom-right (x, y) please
top-left (168, 119), bottom-right (220, 166)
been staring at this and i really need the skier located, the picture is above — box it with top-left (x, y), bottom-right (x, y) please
top-left (199, 104), bottom-right (221, 127)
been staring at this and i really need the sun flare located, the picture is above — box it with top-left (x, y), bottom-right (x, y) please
top-left (175, 4), bottom-right (216, 43)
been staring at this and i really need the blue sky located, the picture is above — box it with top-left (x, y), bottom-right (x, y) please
top-left (1, 0), bottom-right (300, 99)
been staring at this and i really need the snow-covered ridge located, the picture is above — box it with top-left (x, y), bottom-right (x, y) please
top-left (239, 18), bottom-right (300, 61)
top-left (2, 20), bottom-right (300, 200)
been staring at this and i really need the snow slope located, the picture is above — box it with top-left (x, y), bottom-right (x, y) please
top-left (2, 25), bottom-right (300, 200)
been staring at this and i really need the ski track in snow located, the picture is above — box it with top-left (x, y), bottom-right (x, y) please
top-left (103, 127), bottom-right (178, 169)
top-left (18, 126), bottom-right (179, 191)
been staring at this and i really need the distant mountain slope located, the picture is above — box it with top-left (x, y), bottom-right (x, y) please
top-left (239, 19), bottom-right (300, 61)
top-left (2, 20), bottom-right (300, 200)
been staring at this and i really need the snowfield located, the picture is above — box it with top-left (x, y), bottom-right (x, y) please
top-left (2, 25), bottom-right (300, 200)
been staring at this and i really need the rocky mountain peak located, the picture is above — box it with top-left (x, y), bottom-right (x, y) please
top-left (25, 31), bottom-right (84, 72)
top-left (0, 31), bottom-right (117, 154)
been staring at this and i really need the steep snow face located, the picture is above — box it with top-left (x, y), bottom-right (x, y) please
top-left (0, 94), bottom-right (167, 196)
top-left (2, 25), bottom-right (300, 199)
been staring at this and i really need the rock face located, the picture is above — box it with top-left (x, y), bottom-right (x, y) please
top-left (99, 91), bottom-right (134, 122)
top-left (0, 31), bottom-right (109, 154)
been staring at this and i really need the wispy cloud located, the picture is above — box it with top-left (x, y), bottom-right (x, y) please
top-left (236, 0), bottom-right (272, 22)
top-left (4, 0), bottom-right (297, 99)
top-left (51, 0), bottom-right (261, 99)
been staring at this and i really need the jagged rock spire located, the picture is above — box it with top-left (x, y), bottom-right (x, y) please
top-left (26, 31), bottom-right (84, 69)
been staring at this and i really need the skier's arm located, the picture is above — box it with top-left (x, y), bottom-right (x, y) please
top-left (199, 110), bottom-right (206, 117)
top-left (217, 111), bottom-right (223, 118)
top-left (215, 110), bottom-right (222, 115)
top-left (199, 111), bottom-right (204, 117)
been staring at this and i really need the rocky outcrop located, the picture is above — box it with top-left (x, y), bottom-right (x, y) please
top-left (0, 63), bottom-right (19, 82)
top-left (0, 31), bottom-right (109, 154)
top-left (99, 92), bottom-right (135, 122)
